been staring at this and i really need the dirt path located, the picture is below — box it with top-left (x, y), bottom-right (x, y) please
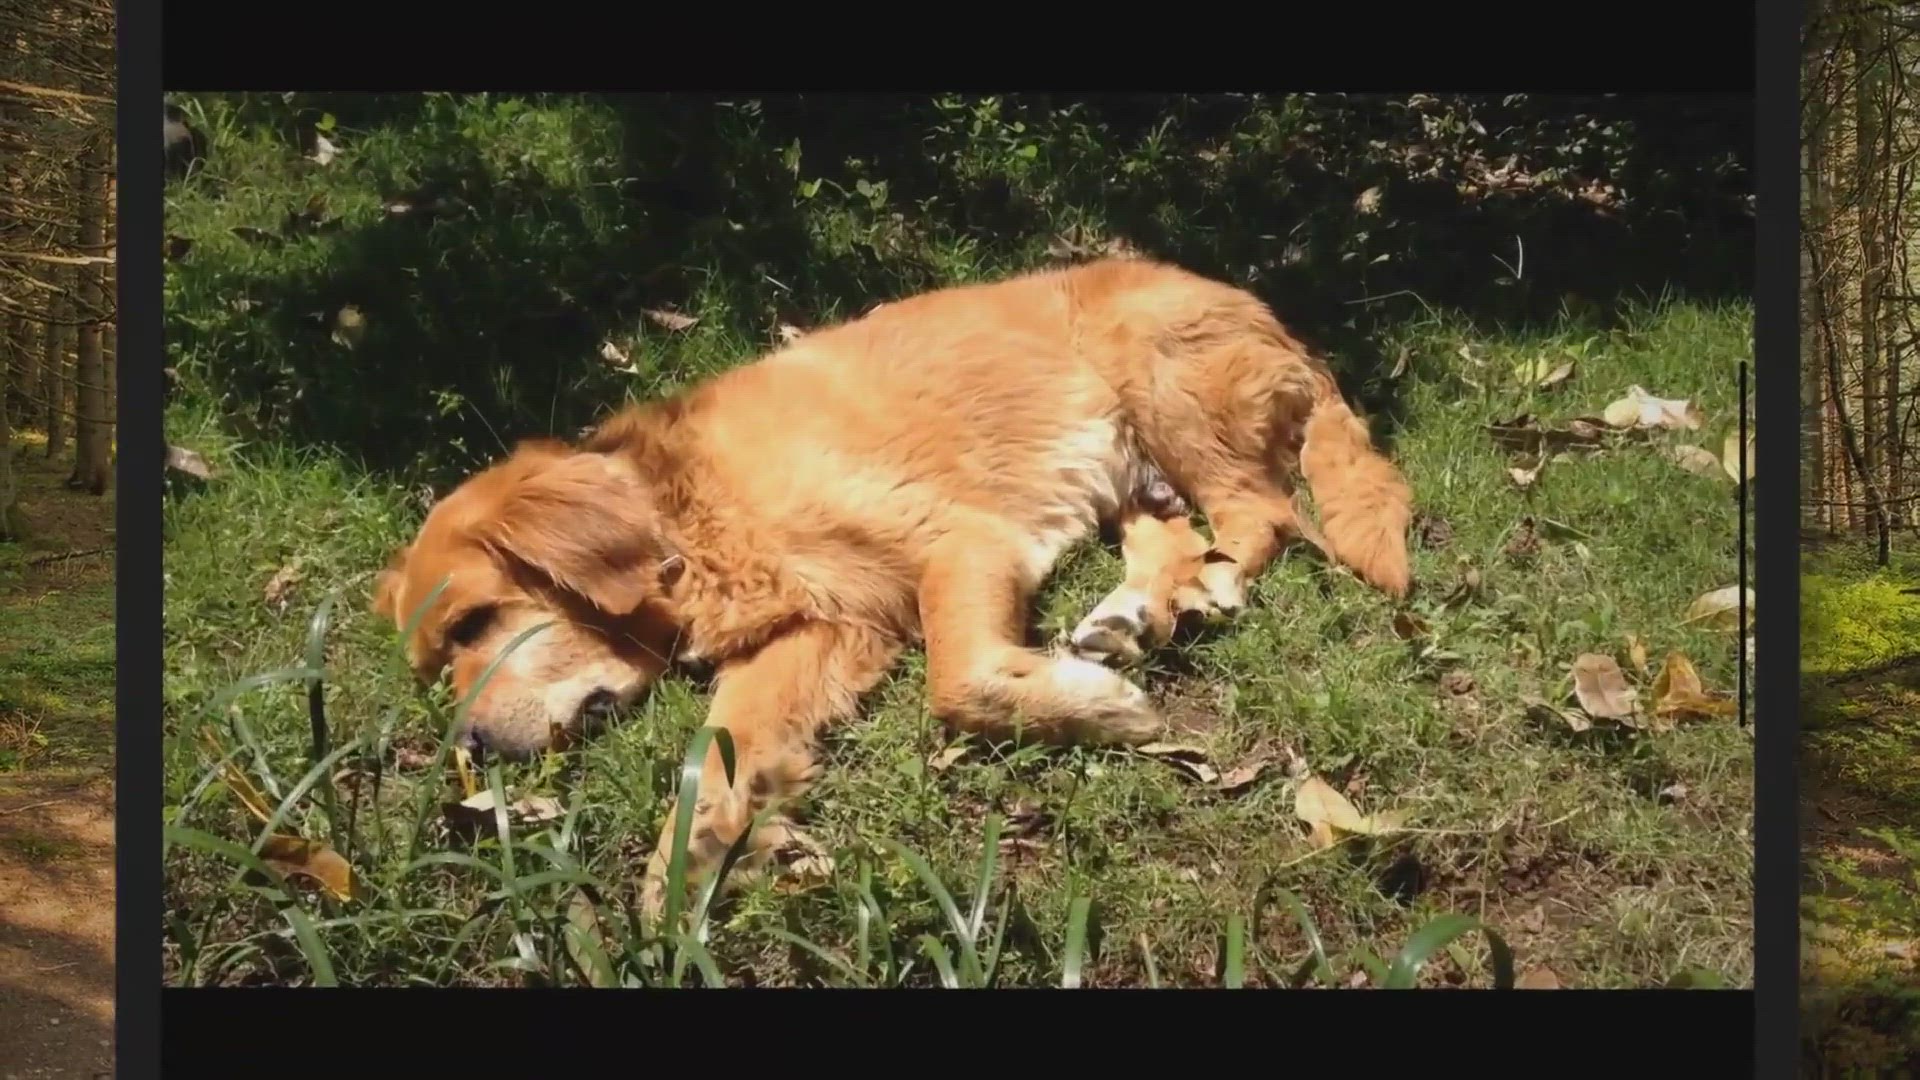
top-left (0, 445), bottom-right (116, 1080)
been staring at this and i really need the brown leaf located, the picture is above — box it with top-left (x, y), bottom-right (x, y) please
top-left (1293, 774), bottom-right (1402, 844)
top-left (166, 445), bottom-right (215, 481)
top-left (1216, 757), bottom-right (1272, 795)
top-left (262, 562), bottom-right (303, 613)
top-left (451, 745), bottom-right (481, 799)
top-left (928, 743), bottom-right (970, 773)
top-left (776, 323), bottom-right (807, 344)
top-left (1512, 357), bottom-right (1574, 390)
top-left (308, 133), bottom-right (339, 166)
top-left (1354, 185), bottom-right (1384, 215)
top-left (1665, 444), bottom-right (1726, 479)
top-left (1659, 783), bottom-right (1690, 804)
top-left (1684, 587), bottom-right (1753, 631)
top-left (1516, 966), bottom-right (1562, 989)
top-left (1570, 653), bottom-right (1638, 720)
top-left (1439, 669), bottom-right (1477, 697)
top-left (1722, 431), bottom-right (1753, 483)
top-left (643, 308), bottom-right (699, 333)
top-left (1650, 651), bottom-right (1737, 721)
top-left (165, 234), bottom-right (193, 261)
top-left (392, 743), bottom-right (433, 771)
top-left (1505, 517), bottom-right (1542, 562)
top-left (1389, 345), bottom-right (1411, 380)
top-left (331, 305), bottom-right (366, 350)
top-left (1416, 512), bottom-right (1454, 549)
top-left (1508, 453), bottom-right (1547, 491)
top-left (1135, 742), bottom-right (1219, 785)
top-left (1486, 414), bottom-right (1608, 455)
top-left (259, 835), bottom-right (356, 902)
top-left (1625, 633), bottom-right (1649, 676)
top-left (1601, 386), bottom-right (1703, 431)
top-left (510, 795), bottom-right (565, 824)
top-left (1392, 612), bottom-right (1431, 641)
top-left (598, 340), bottom-right (631, 368)
top-left (1525, 695), bottom-right (1590, 733)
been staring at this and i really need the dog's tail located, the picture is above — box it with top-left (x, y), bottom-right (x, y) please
top-left (1297, 376), bottom-right (1412, 598)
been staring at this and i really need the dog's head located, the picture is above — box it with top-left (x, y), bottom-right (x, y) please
top-left (374, 439), bottom-right (685, 760)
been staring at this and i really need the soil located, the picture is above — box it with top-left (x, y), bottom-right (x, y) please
top-left (0, 446), bottom-right (116, 1079)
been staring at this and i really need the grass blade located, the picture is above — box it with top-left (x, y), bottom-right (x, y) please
top-left (967, 812), bottom-right (1003, 942)
top-left (1220, 913), bottom-right (1247, 988)
top-left (673, 933), bottom-right (726, 987)
top-left (881, 838), bottom-right (977, 982)
top-left (664, 726), bottom-right (736, 937)
top-left (1385, 913), bottom-right (1516, 989)
top-left (854, 865), bottom-right (895, 984)
top-left (917, 934), bottom-right (959, 988)
top-left (303, 590), bottom-right (343, 847)
top-left (1139, 932), bottom-right (1161, 988)
top-left (1061, 894), bottom-right (1093, 988)
top-left (1253, 882), bottom-right (1334, 988)
top-left (765, 928), bottom-right (870, 986)
top-left (281, 906), bottom-right (338, 987)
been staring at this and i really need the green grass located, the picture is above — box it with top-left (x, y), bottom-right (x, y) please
top-left (162, 93), bottom-right (1753, 989)
top-left (0, 448), bottom-right (115, 777)
top-left (1800, 540), bottom-right (1920, 1071)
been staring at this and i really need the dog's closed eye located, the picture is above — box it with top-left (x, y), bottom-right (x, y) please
top-left (446, 604), bottom-right (497, 648)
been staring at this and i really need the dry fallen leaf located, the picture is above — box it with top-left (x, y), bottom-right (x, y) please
top-left (1601, 385), bottom-right (1704, 431)
top-left (1665, 444), bottom-right (1725, 479)
top-left (1650, 652), bottom-right (1738, 721)
top-left (1513, 358), bottom-right (1575, 390)
top-left (1524, 695), bottom-right (1591, 733)
top-left (1659, 783), bottom-right (1690, 804)
top-left (1684, 586), bottom-right (1754, 631)
top-left (1570, 653), bottom-right (1638, 720)
top-left (1508, 452), bottom-right (1550, 491)
top-left (1625, 633), bottom-right (1649, 676)
top-left (165, 234), bottom-right (194, 261)
top-left (1722, 431), bottom-right (1753, 483)
top-left (776, 323), bottom-right (807, 344)
top-left (928, 743), bottom-right (970, 773)
top-left (451, 744), bottom-right (481, 799)
top-left (1135, 742), bottom-right (1219, 785)
top-left (263, 562), bottom-right (303, 613)
top-left (1293, 774), bottom-right (1402, 849)
top-left (1486, 414), bottom-right (1608, 455)
top-left (598, 340), bottom-right (631, 367)
top-left (1392, 612), bottom-right (1431, 641)
top-left (167, 445), bottom-right (216, 481)
top-left (259, 835), bottom-right (356, 902)
top-left (1354, 185), bottom-right (1384, 215)
top-left (1439, 669), bottom-right (1477, 697)
top-left (643, 308), bottom-right (699, 333)
top-left (510, 795), bottom-right (565, 824)
top-left (331, 305), bottom-right (366, 350)
top-left (308, 133), bottom-right (338, 166)
top-left (1516, 966), bottom-right (1562, 990)
top-left (1216, 758), bottom-right (1271, 795)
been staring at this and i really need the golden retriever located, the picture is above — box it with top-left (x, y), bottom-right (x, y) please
top-left (372, 257), bottom-right (1412, 911)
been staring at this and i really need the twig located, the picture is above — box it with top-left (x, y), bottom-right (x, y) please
top-left (0, 800), bottom-right (66, 815)
top-left (26, 547), bottom-right (111, 566)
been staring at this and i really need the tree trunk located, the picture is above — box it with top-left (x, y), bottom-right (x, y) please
top-left (1856, 22), bottom-right (1885, 558)
top-left (41, 266), bottom-right (65, 459)
top-left (1805, 113), bottom-right (1829, 534)
top-left (70, 139), bottom-right (109, 495)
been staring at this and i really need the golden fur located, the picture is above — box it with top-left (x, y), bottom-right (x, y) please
top-left (373, 258), bottom-right (1413, 909)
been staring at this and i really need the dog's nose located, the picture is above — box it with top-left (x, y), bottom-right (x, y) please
top-left (578, 688), bottom-right (620, 726)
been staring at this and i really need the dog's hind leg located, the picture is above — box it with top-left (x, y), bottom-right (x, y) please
top-left (920, 530), bottom-right (1164, 746)
top-left (640, 620), bottom-right (899, 922)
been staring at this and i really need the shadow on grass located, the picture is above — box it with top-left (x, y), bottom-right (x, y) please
top-left (165, 92), bottom-right (1752, 486)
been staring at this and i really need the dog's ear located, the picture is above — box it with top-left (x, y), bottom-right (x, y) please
top-left (482, 452), bottom-right (679, 617)
top-left (372, 546), bottom-right (411, 622)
